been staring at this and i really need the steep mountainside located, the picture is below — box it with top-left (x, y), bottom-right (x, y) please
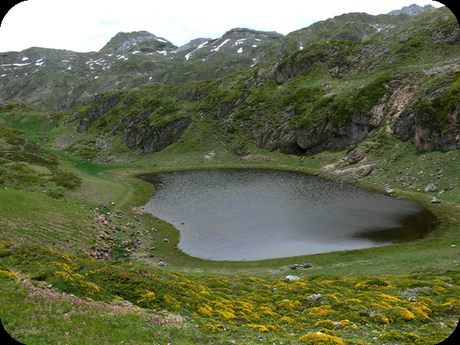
top-left (0, 6), bottom-right (451, 111)
top-left (61, 6), bottom-right (459, 161)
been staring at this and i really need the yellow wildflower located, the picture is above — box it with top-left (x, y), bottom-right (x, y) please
top-left (55, 271), bottom-right (73, 280)
top-left (0, 269), bottom-right (19, 281)
top-left (298, 333), bottom-right (345, 344)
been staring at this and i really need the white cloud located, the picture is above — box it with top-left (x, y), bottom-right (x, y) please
top-left (0, 0), bottom-right (447, 52)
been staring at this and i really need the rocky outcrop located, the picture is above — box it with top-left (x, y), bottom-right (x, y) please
top-left (78, 94), bottom-right (122, 132)
top-left (394, 73), bottom-right (460, 151)
top-left (214, 91), bottom-right (250, 119)
top-left (123, 116), bottom-right (192, 155)
top-left (395, 109), bottom-right (460, 151)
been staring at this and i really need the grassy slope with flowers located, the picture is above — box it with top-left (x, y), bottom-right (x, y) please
top-left (1, 109), bottom-right (459, 344)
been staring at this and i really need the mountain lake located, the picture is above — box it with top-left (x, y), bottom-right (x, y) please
top-left (141, 169), bottom-right (437, 261)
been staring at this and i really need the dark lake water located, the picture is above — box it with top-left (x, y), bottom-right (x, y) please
top-left (142, 169), bottom-right (436, 261)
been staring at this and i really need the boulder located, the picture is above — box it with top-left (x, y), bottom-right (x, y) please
top-left (347, 148), bottom-right (365, 165)
top-left (425, 183), bottom-right (438, 192)
top-left (431, 197), bottom-right (442, 204)
top-left (308, 293), bottom-right (322, 302)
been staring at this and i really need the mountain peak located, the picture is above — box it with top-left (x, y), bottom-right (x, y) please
top-left (388, 3), bottom-right (435, 16)
top-left (222, 28), bottom-right (283, 40)
top-left (100, 31), bottom-right (176, 53)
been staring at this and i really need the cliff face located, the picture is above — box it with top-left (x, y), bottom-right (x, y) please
top-left (394, 73), bottom-right (460, 151)
top-left (122, 116), bottom-right (191, 155)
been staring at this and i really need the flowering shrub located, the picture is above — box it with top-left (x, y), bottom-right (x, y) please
top-left (1, 242), bottom-right (459, 344)
top-left (137, 289), bottom-right (156, 308)
top-left (55, 270), bottom-right (73, 280)
top-left (299, 333), bottom-right (345, 344)
top-left (379, 331), bottom-right (421, 344)
top-left (385, 306), bottom-right (416, 322)
top-left (0, 269), bottom-right (19, 281)
top-left (355, 279), bottom-right (391, 290)
top-left (307, 305), bottom-right (337, 317)
top-left (197, 304), bottom-right (213, 317)
top-left (80, 281), bottom-right (101, 296)
top-left (370, 313), bottom-right (390, 325)
top-left (315, 320), bottom-right (336, 329)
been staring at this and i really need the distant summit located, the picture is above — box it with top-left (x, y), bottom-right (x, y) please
top-left (388, 3), bottom-right (435, 16)
top-left (100, 31), bottom-right (177, 53)
top-left (221, 28), bottom-right (283, 40)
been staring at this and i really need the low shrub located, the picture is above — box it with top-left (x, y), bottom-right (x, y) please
top-left (299, 333), bottom-right (345, 345)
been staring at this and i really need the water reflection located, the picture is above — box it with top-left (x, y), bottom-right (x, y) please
top-left (141, 169), bottom-right (436, 261)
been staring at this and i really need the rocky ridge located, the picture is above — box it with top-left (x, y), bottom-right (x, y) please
top-left (388, 4), bottom-right (436, 16)
top-left (0, 6), bottom-right (454, 111)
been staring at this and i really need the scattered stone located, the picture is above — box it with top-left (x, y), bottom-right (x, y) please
top-left (308, 293), bottom-right (322, 302)
top-left (159, 260), bottom-right (165, 267)
top-left (347, 148), bottom-right (365, 165)
top-left (332, 321), bottom-right (342, 328)
top-left (285, 275), bottom-right (300, 281)
top-left (163, 238), bottom-right (169, 243)
top-left (303, 263), bottom-right (312, 269)
top-left (386, 188), bottom-right (395, 195)
top-left (425, 183), bottom-right (438, 192)
top-left (431, 197), bottom-right (442, 204)
top-left (452, 245), bottom-right (457, 248)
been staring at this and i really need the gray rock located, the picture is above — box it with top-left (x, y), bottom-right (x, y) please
top-left (431, 197), bottom-right (442, 204)
top-left (308, 293), bottom-right (322, 302)
top-left (425, 183), bottom-right (438, 192)
top-left (347, 148), bottom-right (365, 165)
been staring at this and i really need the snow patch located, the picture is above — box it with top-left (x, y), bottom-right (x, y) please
top-left (12, 62), bottom-right (30, 67)
top-left (237, 47), bottom-right (243, 54)
top-left (234, 38), bottom-right (246, 46)
top-left (211, 39), bottom-right (230, 52)
top-left (157, 50), bottom-right (167, 56)
top-left (370, 23), bottom-right (396, 32)
top-left (21, 57), bottom-right (29, 61)
top-left (185, 41), bottom-right (209, 61)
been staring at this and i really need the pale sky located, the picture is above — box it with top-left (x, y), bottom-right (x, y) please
top-left (0, 0), bottom-right (447, 53)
